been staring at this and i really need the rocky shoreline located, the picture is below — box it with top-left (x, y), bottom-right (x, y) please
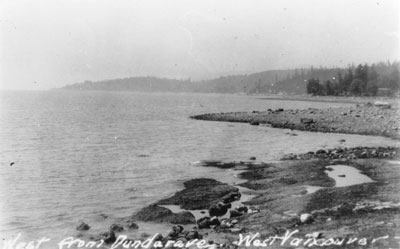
top-left (191, 104), bottom-right (400, 138)
top-left (281, 146), bottom-right (399, 161)
top-left (74, 144), bottom-right (400, 249)
top-left (72, 100), bottom-right (400, 248)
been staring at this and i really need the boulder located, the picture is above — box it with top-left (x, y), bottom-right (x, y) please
top-left (127, 221), bottom-right (139, 230)
top-left (230, 209), bottom-right (243, 218)
top-left (197, 217), bottom-right (212, 229)
top-left (197, 217), bottom-right (220, 229)
top-left (209, 202), bottom-right (231, 217)
top-left (99, 231), bottom-right (116, 244)
top-left (236, 206), bottom-right (248, 213)
top-left (300, 213), bottom-right (313, 224)
top-left (167, 225), bottom-right (184, 240)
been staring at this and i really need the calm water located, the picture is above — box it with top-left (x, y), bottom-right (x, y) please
top-left (0, 91), bottom-right (397, 246)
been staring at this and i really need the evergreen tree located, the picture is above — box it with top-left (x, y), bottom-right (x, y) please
top-left (350, 79), bottom-right (363, 96)
top-left (307, 78), bottom-right (323, 95)
top-left (325, 80), bottom-right (335, 95)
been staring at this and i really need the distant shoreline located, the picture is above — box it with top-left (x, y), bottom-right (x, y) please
top-left (255, 94), bottom-right (399, 105)
top-left (191, 103), bottom-right (400, 139)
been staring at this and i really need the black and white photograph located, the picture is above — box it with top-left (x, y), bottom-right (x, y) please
top-left (0, 0), bottom-right (399, 248)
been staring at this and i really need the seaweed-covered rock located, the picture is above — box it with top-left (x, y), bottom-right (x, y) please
top-left (133, 204), bottom-right (195, 224)
top-left (157, 178), bottom-right (239, 210)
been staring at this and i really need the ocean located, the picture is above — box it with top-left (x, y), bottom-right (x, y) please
top-left (0, 91), bottom-right (397, 246)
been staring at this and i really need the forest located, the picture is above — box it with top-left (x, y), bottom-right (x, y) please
top-left (305, 62), bottom-right (399, 96)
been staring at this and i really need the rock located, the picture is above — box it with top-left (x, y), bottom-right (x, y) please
top-left (157, 178), bottom-right (240, 210)
top-left (167, 226), bottom-right (184, 240)
top-left (374, 101), bottom-right (391, 109)
top-left (250, 121), bottom-right (260, 126)
top-left (209, 202), bottom-right (231, 217)
top-left (338, 174), bottom-right (346, 177)
top-left (365, 102), bottom-right (373, 107)
top-left (210, 217), bottom-right (221, 226)
top-left (236, 206), bottom-right (248, 213)
top-left (311, 232), bottom-right (323, 239)
top-left (197, 217), bottom-right (211, 229)
top-left (231, 219), bottom-right (239, 225)
top-left (223, 192), bottom-right (241, 204)
top-left (76, 222), bottom-right (90, 231)
top-left (110, 224), bottom-right (124, 232)
top-left (127, 221), bottom-right (139, 230)
top-left (220, 219), bottom-right (232, 228)
top-left (339, 139), bottom-right (346, 143)
top-left (230, 228), bottom-right (242, 234)
top-left (153, 234), bottom-right (164, 241)
top-left (300, 118), bottom-right (314, 124)
top-left (230, 209), bottom-right (243, 218)
top-left (337, 202), bottom-right (355, 215)
top-left (185, 230), bottom-right (200, 240)
top-left (249, 157), bottom-right (256, 160)
top-left (300, 213), bottom-right (313, 224)
top-left (197, 217), bottom-right (220, 229)
top-left (133, 204), bottom-right (195, 224)
top-left (99, 231), bottom-right (116, 244)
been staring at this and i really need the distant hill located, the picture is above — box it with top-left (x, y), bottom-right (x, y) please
top-left (61, 69), bottom-right (293, 94)
top-left (61, 61), bottom-right (399, 95)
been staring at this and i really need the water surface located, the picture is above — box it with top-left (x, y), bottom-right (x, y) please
top-left (0, 91), bottom-right (397, 245)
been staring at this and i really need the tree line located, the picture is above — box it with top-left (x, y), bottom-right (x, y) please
top-left (306, 62), bottom-right (400, 96)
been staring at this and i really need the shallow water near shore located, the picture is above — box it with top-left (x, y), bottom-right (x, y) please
top-left (0, 91), bottom-right (398, 246)
top-left (326, 165), bottom-right (375, 187)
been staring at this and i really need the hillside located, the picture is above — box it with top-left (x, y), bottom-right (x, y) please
top-left (61, 61), bottom-right (399, 95)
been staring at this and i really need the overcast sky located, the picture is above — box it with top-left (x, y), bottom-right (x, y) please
top-left (0, 0), bottom-right (399, 90)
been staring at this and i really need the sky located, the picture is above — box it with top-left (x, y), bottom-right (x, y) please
top-left (0, 0), bottom-right (399, 90)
